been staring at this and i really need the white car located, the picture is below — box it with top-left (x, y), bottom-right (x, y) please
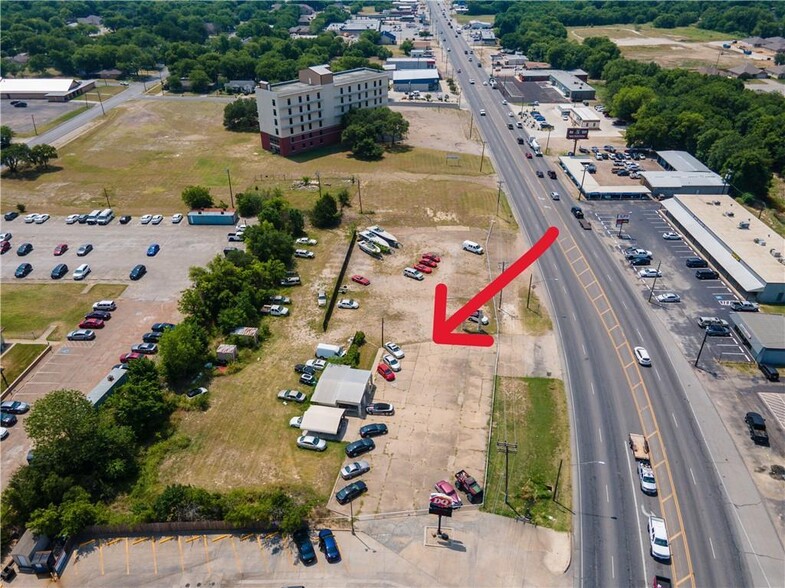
top-left (140, 214), bottom-right (153, 224)
top-left (662, 232), bottom-right (681, 241)
top-left (289, 416), bottom-right (303, 428)
top-left (624, 248), bottom-right (652, 259)
top-left (24, 213), bottom-right (38, 223)
top-left (384, 342), bottom-right (405, 359)
top-left (479, 109), bottom-right (486, 116)
top-left (550, 191), bottom-right (560, 200)
top-left (502, 99), bottom-right (507, 105)
top-left (647, 515), bottom-right (671, 561)
top-left (297, 435), bottom-right (327, 452)
top-left (482, 81), bottom-right (488, 86)
top-left (634, 346), bottom-right (651, 366)
top-left (151, 214), bottom-right (164, 225)
top-left (171, 213), bottom-right (183, 224)
top-left (65, 214), bottom-right (80, 224)
top-left (317, 291), bottom-right (327, 307)
top-left (0, 232), bottom-right (11, 242)
top-left (72, 264), bottom-right (91, 281)
top-left (0, 427), bottom-right (8, 440)
top-left (306, 359), bottom-right (327, 371)
top-left (294, 249), bottom-right (314, 259)
top-left (637, 462), bottom-right (657, 495)
top-left (469, 79), bottom-right (475, 84)
top-left (337, 299), bottom-right (359, 310)
top-left (638, 269), bottom-right (662, 278)
top-left (278, 389), bottom-right (306, 403)
top-left (656, 293), bottom-right (681, 303)
top-left (34, 213), bottom-right (50, 224)
top-left (508, 112), bottom-right (514, 117)
top-left (383, 354), bottom-right (401, 372)
top-left (295, 237), bottom-right (317, 245)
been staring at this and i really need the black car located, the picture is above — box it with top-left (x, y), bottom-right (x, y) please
top-left (295, 364), bottom-right (315, 375)
top-left (0, 413), bottom-right (18, 427)
top-left (571, 206), bottom-right (584, 219)
top-left (745, 412), bottom-right (769, 446)
top-left (13, 102), bottom-right (27, 108)
top-left (685, 257), bottom-right (708, 268)
top-left (359, 423), bottom-right (388, 438)
top-left (547, 170), bottom-right (557, 179)
top-left (4, 211), bottom-right (19, 221)
top-left (517, 137), bottom-right (525, 145)
top-left (293, 530), bottom-right (317, 565)
top-left (129, 264), bottom-right (146, 280)
top-left (695, 268), bottom-right (719, 280)
top-left (706, 325), bottom-right (731, 337)
top-left (535, 170), bottom-right (544, 178)
top-left (16, 242), bottom-right (33, 256)
top-left (335, 481), bottom-right (368, 505)
top-left (630, 257), bottom-right (651, 266)
top-left (85, 310), bottom-right (111, 321)
top-left (51, 263), bottom-right (69, 279)
top-left (119, 215), bottom-right (132, 224)
top-left (759, 363), bottom-right (779, 382)
top-left (142, 331), bottom-right (161, 343)
top-left (151, 322), bottom-right (175, 333)
top-left (77, 214), bottom-right (89, 224)
top-left (15, 263), bottom-right (32, 278)
top-left (345, 437), bottom-right (375, 458)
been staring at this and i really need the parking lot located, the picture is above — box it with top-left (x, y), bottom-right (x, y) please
top-left (0, 98), bottom-right (88, 134)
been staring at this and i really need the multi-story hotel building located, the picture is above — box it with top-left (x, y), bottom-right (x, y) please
top-left (255, 65), bottom-right (389, 156)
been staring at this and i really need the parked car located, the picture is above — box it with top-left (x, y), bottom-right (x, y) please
top-left (295, 364), bottom-right (316, 375)
top-left (130, 264), bottom-right (147, 280)
top-left (337, 299), bottom-right (359, 310)
top-left (186, 387), bottom-right (208, 398)
top-left (295, 237), bottom-right (318, 245)
top-left (300, 373), bottom-right (317, 386)
top-left (345, 438), bottom-right (375, 458)
top-left (120, 352), bottom-right (144, 363)
top-left (359, 423), bottom-right (388, 438)
top-left (171, 213), bottom-right (183, 224)
top-left (34, 214), bottom-right (50, 224)
top-left (413, 263), bottom-right (432, 274)
top-left (15, 263), bottom-right (33, 278)
top-left (0, 241), bottom-right (10, 254)
top-left (730, 301), bottom-right (759, 312)
top-left (366, 402), bottom-right (394, 416)
top-left (624, 248), bottom-right (652, 259)
top-left (54, 243), bottom-right (68, 256)
top-left (685, 257), bottom-right (708, 268)
top-left (268, 295), bottom-right (291, 305)
top-left (638, 269), bottom-right (662, 278)
top-left (318, 529), bottom-right (341, 563)
top-left (93, 300), bottom-right (116, 311)
top-left (758, 363), bottom-right (779, 382)
top-left (4, 211), bottom-right (18, 221)
top-left (305, 359), bottom-right (327, 371)
top-left (76, 243), bottom-right (93, 256)
top-left (280, 276), bottom-right (301, 286)
top-left (433, 480), bottom-right (462, 508)
top-left (67, 329), bottom-right (95, 341)
top-left (72, 263), bottom-right (91, 280)
top-left (119, 215), bottom-right (132, 224)
top-left (17, 242), bottom-right (33, 256)
top-left (745, 412), bottom-right (769, 445)
top-left (142, 331), bottom-right (161, 343)
top-left (0, 401), bottom-right (30, 414)
top-left (317, 291), bottom-right (327, 307)
top-left (79, 318), bottom-right (105, 329)
top-left (151, 214), bottom-right (164, 224)
top-left (418, 257), bottom-right (437, 268)
top-left (422, 252), bottom-right (441, 263)
top-left (151, 322), bottom-right (175, 332)
top-left (24, 214), bottom-right (38, 224)
top-left (293, 530), bottom-right (317, 564)
top-left (706, 325), bottom-right (731, 337)
top-left (140, 214), bottom-right (152, 224)
top-left (335, 480), bottom-right (368, 504)
top-left (634, 346), bottom-right (651, 366)
top-left (297, 435), bottom-right (327, 452)
top-left (377, 363), bottom-right (395, 382)
top-left (0, 414), bottom-right (18, 427)
top-left (131, 343), bottom-right (158, 354)
top-left (384, 342), bottom-right (405, 359)
top-left (656, 293), bottom-right (681, 303)
top-left (662, 232), bottom-right (681, 241)
top-left (340, 460), bottom-right (370, 480)
top-left (51, 263), bottom-right (69, 279)
top-left (468, 309), bottom-right (489, 326)
top-left (536, 170), bottom-right (544, 178)
top-left (278, 389), bottom-right (307, 403)
top-left (630, 257), bottom-right (651, 266)
top-left (294, 249), bottom-right (314, 259)
top-left (289, 415), bottom-right (302, 428)
top-left (85, 310), bottom-right (111, 321)
top-left (147, 243), bottom-right (160, 256)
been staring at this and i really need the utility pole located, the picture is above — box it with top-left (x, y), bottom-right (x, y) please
top-left (226, 168), bottom-right (234, 208)
top-left (468, 112), bottom-right (474, 140)
top-left (496, 441), bottom-right (518, 505)
top-left (579, 165), bottom-right (588, 201)
top-left (357, 178), bottom-right (363, 214)
top-left (695, 328), bottom-right (710, 367)
top-left (103, 187), bottom-right (111, 208)
top-left (381, 317), bottom-right (384, 347)
top-left (495, 181), bottom-right (503, 216)
top-left (96, 88), bottom-right (106, 116)
top-left (498, 261), bottom-right (506, 310)
top-left (31, 115), bottom-right (38, 135)
top-left (479, 141), bottom-right (486, 172)
top-left (317, 171), bottom-right (322, 197)
top-left (647, 261), bottom-right (662, 302)
top-left (526, 274), bottom-right (534, 309)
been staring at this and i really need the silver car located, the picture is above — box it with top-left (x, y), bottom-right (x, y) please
top-left (340, 460), bottom-right (370, 480)
top-left (278, 389), bottom-right (306, 403)
top-left (297, 435), bottom-right (327, 452)
top-left (67, 329), bottom-right (95, 341)
top-left (384, 342), bottom-right (405, 359)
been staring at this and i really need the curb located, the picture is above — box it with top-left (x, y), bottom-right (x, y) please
top-left (1, 344), bottom-right (52, 399)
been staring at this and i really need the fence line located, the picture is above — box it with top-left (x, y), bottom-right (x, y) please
top-left (322, 229), bottom-right (357, 332)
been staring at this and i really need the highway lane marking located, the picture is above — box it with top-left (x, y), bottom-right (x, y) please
top-left (653, 367), bottom-right (662, 382)
top-left (671, 412), bottom-right (679, 428)
top-left (582, 343), bottom-right (587, 355)
top-left (590, 381), bottom-right (595, 395)
top-left (598, 427), bottom-right (603, 444)
top-left (709, 536), bottom-right (716, 559)
top-left (605, 484), bottom-right (610, 503)
top-left (611, 555), bottom-right (615, 579)
top-left (689, 467), bottom-right (697, 486)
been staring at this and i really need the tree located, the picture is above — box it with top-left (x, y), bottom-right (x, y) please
top-left (311, 193), bottom-right (341, 229)
top-left (189, 68), bottom-right (212, 93)
top-left (29, 144), bottom-right (58, 168)
top-left (158, 322), bottom-right (209, 385)
top-left (181, 185), bottom-right (214, 209)
top-left (1, 125), bottom-right (14, 149)
top-left (776, 52), bottom-right (785, 66)
top-left (236, 191), bottom-right (264, 218)
top-left (166, 75), bottom-right (183, 93)
top-left (153, 484), bottom-right (223, 522)
top-left (25, 389), bottom-right (97, 453)
top-left (223, 97), bottom-right (259, 132)
top-left (612, 85), bottom-right (657, 121)
top-left (353, 137), bottom-right (383, 160)
top-left (336, 188), bottom-right (351, 210)
top-left (244, 221), bottom-right (295, 265)
top-left (1, 143), bottom-right (31, 173)
top-left (400, 39), bottom-right (414, 56)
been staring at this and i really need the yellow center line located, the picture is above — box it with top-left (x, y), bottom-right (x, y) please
top-left (151, 536), bottom-right (158, 575)
top-left (125, 538), bottom-right (130, 575)
top-left (177, 536), bottom-right (185, 573)
top-left (202, 535), bottom-right (211, 574)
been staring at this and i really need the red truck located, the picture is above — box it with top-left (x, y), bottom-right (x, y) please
top-left (455, 470), bottom-right (483, 504)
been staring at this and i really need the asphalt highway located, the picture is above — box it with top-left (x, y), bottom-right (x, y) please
top-left (429, 3), bottom-right (783, 587)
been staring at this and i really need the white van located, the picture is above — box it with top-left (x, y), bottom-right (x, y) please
top-left (73, 264), bottom-right (91, 280)
top-left (315, 343), bottom-right (345, 359)
top-left (403, 267), bottom-right (424, 281)
top-left (463, 240), bottom-right (484, 255)
top-left (93, 300), bottom-right (116, 311)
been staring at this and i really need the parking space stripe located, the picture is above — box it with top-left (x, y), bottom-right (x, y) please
top-left (132, 536), bottom-right (149, 545)
top-left (202, 534), bottom-right (211, 574)
top-left (231, 536), bottom-right (243, 574)
top-left (99, 540), bottom-right (105, 575)
top-left (212, 534), bottom-right (230, 542)
top-left (177, 536), bottom-right (185, 573)
top-left (125, 538), bottom-right (130, 575)
top-left (240, 533), bottom-right (254, 541)
top-left (79, 539), bottom-right (95, 548)
top-left (151, 536), bottom-right (158, 575)
top-left (158, 536), bottom-right (174, 544)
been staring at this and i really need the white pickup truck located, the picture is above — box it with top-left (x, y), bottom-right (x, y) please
top-left (262, 305), bottom-right (289, 317)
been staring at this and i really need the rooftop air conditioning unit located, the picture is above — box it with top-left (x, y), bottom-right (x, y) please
top-left (713, 200), bottom-right (721, 205)
top-left (738, 220), bottom-right (750, 229)
top-left (770, 248), bottom-right (782, 258)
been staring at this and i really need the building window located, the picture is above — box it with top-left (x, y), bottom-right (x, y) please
top-left (273, 109), bottom-right (277, 116)
top-left (274, 118), bottom-right (278, 126)
top-left (288, 108), bottom-right (291, 115)
top-left (272, 99), bottom-right (276, 106)
top-left (317, 92), bottom-right (321, 99)
top-left (365, 82), bottom-right (368, 89)
top-left (287, 98), bottom-right (291, 106)
top-left (298, 95), bottom-right (302, 103)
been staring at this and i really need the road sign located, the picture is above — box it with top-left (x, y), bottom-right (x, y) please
top-left (566, 128), bottom-right (589, 140)
top-left (429, 493), bottom-right (454, 517)
top-left (615, 213), bottom-right (631, 227)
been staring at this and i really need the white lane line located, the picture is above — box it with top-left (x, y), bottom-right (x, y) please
top-left (590, 381), bottom-right (595, 396)
top-left (635, 328), bottom-right (643, 340)
top-left (582, 343), bottom-right (587, 355)
top-left (606, 484), bottom-right (610, 503)
top-left (573, 312), bottom-right (577, 321)
top-left (598, 427), bottom-right (603, 444)
top-left (654, 368), bottom-right (662, 382)
top-left (689, 467), bottom-right (697, 486)
top-left (709, 536), bottom-right (717, 559)
top-left (611, 555), bottom-right (616, 579)
top-left (671, 412), bottom-right (679, 429)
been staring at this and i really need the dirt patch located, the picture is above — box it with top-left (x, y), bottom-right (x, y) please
top-left (392, 106), bottom-right (484, 155)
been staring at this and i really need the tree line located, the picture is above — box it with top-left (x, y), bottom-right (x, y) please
top-left (1, 125), bottom-right (59, 173)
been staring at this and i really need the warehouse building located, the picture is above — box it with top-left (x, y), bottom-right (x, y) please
top-left (385, 57), bottom-right (436, 70)
top-left (256, 65), bottom-right (388, 156)
top-left (640, 150), bottom-right (726, 197)
top-left (392, 69), bottom-right (440, 92)
top-left (729, 312), bottom-right (785, 366)
top-left (310, 364), bottom-right (374, 416)
top-left (516, 69), bottom-right (595, 102)
top-left (661, 194), bottom-right (785, 303)
top-left (0, 77), bottom-right (95, 102)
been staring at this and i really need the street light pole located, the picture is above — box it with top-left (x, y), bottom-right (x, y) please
top-left (495, 181), bottom-right (503, 216)
top-left (480, 140), bottom-right (486, 172)
top-left (544, 128), bottom-right (552, 155)
top-left (648, 261), bottom-right (662, 302)
top-left (695, 328), bottom-right (710, 367)
top-left (226, 168), bottom-right (234, 208)
top-left (579, 165), bottom-right (588, 201)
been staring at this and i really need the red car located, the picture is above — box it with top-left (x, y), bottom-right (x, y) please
top-left (525, 152), bottom-right (533, 159)
top-left (422, 252), bottom-right (441, 263)
top-left (0, 240), bottom-right (10, 254)
top-left (418, 258), bottom-right (437, 268)
top-left (351, 275), bottom-right (370, 286)
top-left (79, 318), bottom-right (105, 329)
top-left (377, 363), bottom-right (395, 382)
top-left (434, 480), bottom-right (462, 508)
top-left (413, 263), bottom-right (432, 274)
top-left (119, 352), bottom-right (144, 363)
top-left (54, 243), bottom-right (68, 256)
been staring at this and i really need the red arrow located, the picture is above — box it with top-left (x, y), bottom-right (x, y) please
top-left (432, 226), bottom-right (559, 347)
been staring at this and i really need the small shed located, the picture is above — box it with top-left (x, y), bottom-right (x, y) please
top-left (300, 406), bottom-right (347, 440)
top-left (216, 343), bottom-right (238, 364)
top-left (11, 530), bottom-right (51, 573)
top-left (187, 209), bottom-right (238, 225)
top-left (231, 327), bottom-right (259, 345)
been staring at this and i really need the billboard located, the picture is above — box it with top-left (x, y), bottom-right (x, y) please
top-left (615, 213), bottom-right (631, 226)
top-left (429, 493), bottom-right (454, 517)
top-left (566, 128), bottom-right (589, 140)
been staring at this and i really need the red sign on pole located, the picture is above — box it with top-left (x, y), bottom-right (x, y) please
top-left (429, 493), bottom-right (454, 517)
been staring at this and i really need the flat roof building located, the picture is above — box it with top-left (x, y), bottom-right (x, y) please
top-left (0, 77), bottom-right (95, 102)
top-left (569, 106), bottom-right (601, 129)
top-left (641, 150), bottom-right (725, 197)
top-left (392, 69), bottom-right (440, 92)
top-left (729, 312), bottom-right (785, 366)
top-left (661, 194), bottom-right (785, 303)
top-left (656, 150), bottom-right (713, 173)
top-left (87, 367), bottom-right (129, 407)
top-left (310, 364), bottom-right (373, 416)
top-left (299, 405), bottom-right (347, 439)
top-left (560, 156), bottom-right (651, 200)
top-left (516, 70), bottom-right (594, 102)
top-left (256, 65), bottom-right (389, 156)
top-left (385, 57), bottom-right (436, 70)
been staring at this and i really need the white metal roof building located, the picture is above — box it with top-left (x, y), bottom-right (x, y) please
top-left (0, 77), bottom-right (95, 102)
top-left (310, 364), bottom-right (373, 416)
top-left (392, 69), bottom-right (440, 91)
top-left (299, 405), bottom-right (347, 439)
top-left (729, 312), bottom-right (785, 366)
top-left (639, 171), bottom-right (726, 197)
top-left (569, 106), bottom-right (601, 129)
top-left (656, 151), bottom-right (713, 173)
top-left (661, 194), bottom-right (785, 303)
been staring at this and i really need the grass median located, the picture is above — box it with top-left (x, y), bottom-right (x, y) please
top-left (0, 343), bottom-right (48, 393)
top-left (484, 376), bottom-right (571, 532)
